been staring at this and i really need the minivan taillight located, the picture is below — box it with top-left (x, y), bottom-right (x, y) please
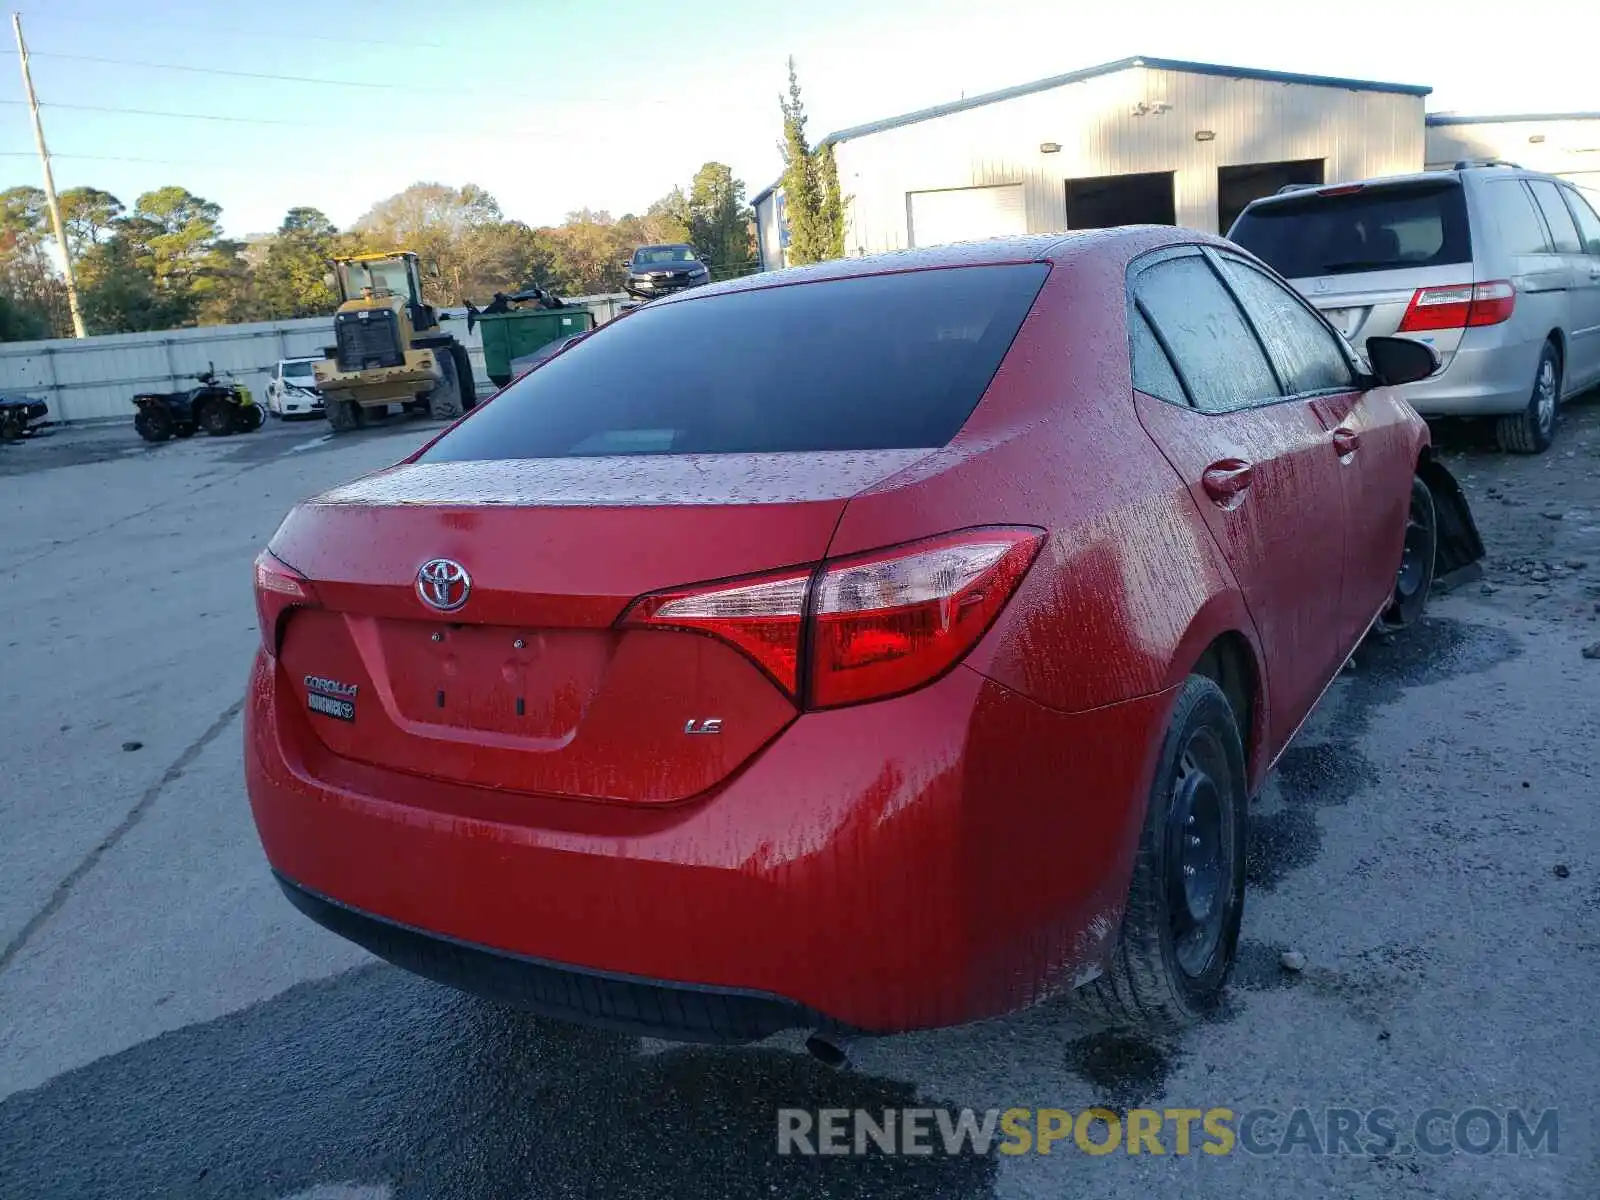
top-left (1397, 281), bottom-right (1515, 332)
top-left (253, 549), bottom-right (317, 655)
top-left (620, 528), bottom-right (1045, 709)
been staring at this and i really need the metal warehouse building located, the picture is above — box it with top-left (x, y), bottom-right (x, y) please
top-left (753, 55), bottom-right (1431, 267)
top-left (1425, 112), bottom-right (1600, 195)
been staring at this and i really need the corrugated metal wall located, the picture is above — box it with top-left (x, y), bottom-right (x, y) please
top-left (0, 295), bottom-right (630, 424)
top-left (1426, 117), bottom-right (1600, 196)
top-left (833, 66), bottom-right (1426, 253)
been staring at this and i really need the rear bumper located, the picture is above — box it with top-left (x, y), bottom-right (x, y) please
top-left (276, 872), bottom-right (846, 1042)
top-left (1398, 328), bottom-right (1542, 417)
top-left (245, 650), bottom-right (1172, 1037)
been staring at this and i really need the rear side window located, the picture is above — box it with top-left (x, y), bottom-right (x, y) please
top-left (1217, 257), bottom-right (1356, 395)
top-left (1564, 187), bottom-right (1600, 254)
top-left (1130, 307), bottom-right (1185, 404)
top-left (1229, 182), bottom-right (1471, 278)
top-left (421, 264), bottom-right (1049, 461)
top-left (1528, 180), bottom-right (1582, 253)
top-left (1487, 180), bottom-right (1551, 255)
top-left (1134, 255), bottom-right (1280, 413)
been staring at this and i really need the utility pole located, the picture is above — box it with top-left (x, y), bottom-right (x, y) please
top-left (12, 12), bottom-right (85, 337)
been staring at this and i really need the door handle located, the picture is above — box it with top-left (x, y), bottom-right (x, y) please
top-left (1333, 427), bottom-right (1361, 455)
top-left (1201, 459), bottom-right (1254, 505)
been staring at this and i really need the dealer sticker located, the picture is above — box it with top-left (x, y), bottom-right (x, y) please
top-left (307, 692), bottom-right (355, 722)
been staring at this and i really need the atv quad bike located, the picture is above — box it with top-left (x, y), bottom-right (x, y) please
top-left (0, 392), bottom-right (49, 442)
top-left (133, 364), bottom-right (262, 443)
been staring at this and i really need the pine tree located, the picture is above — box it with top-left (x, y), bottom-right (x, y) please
top-left (778, 58), bottom-right (828, 265)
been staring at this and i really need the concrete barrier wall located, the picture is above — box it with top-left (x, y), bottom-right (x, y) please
top-left (0, 294), bottom-right (630, 424)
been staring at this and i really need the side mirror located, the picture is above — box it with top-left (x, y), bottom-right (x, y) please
top-left (1364, 336), bottom-right (1440, 387)
top-left (620, 259), bottom-right (634, 270)
top-left (323, 271), bottom-right (336, 288)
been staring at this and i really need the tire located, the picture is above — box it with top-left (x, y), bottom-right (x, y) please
top-left (1081, 675), bottom-right (1247, 1030)
top-left (0, 411), bottom-right (23, 441)
top-left (449, 342), bottom-right (477, 411)
top-left (1379, 476), bottom-right (1437, 631)
top-left (326, 398), bottom-right (362, 433)
top-left (239, 405), bottom-right (263, 432)
top-left (175, 424), bottom-right (197, 439)
top-left (134, 407), bottom-right (174, 443)
top-left (199, 401), bottom-right (236, 437)
top-left (426, 350), bottom-right (463, 421)
top-left (1496, 341), bottom-right (1560, 454)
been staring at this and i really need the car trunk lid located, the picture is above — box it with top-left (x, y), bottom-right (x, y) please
top-left (267, 450), bottom-right (932, 804)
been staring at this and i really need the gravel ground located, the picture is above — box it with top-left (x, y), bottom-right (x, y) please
top-left (0, 400), bottom-right (1596, 1199)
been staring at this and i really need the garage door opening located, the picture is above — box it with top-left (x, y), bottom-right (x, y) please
top-left (1065, 172), bottom-right (1175, 230)
top-left (1218, 159), bottom-right (1326, 235)
top-left (907, 184), bottom-right (1027, 249)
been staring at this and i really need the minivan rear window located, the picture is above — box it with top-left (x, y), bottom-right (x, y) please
top-left (419, 264), bottom-right (1049, 462)
top-left (1228, 181), bottom-right (1472, 279)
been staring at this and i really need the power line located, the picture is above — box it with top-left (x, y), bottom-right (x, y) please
top-left (0, 150), bottom-right (255, 167)
top-left (14, 9), bottom-right (446, 50)
top-left (23, 50), bottom-right (737, 108)
top-left (0, 98), bottom-right (601, 140)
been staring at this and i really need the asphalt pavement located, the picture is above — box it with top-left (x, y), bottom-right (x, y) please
top-left (1, 405), bottom-right (1597, 1199)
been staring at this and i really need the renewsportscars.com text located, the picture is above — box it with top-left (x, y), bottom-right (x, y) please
top-left (776, 1106), bottom-right (1560, 1157)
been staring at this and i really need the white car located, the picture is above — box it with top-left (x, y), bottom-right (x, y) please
top-left (265, 358), bottom-right (325, 419)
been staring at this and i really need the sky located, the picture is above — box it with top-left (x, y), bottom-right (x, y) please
top-left (1, 0), bottom-right (1594, 241)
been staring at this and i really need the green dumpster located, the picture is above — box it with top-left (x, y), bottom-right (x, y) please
top-left (477, 307), bottom-right (597, 387)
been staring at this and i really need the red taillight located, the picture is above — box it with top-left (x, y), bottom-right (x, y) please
top-left (809, 529), bottom-right (1043, 709)
top-left (253, 549), bottom-right (316, 655)
top-left (620, 528), bottom-right (1044, 708)
top-left (620, 567), bottom-right (811, 694)
top-left (1318, 184), bottom-right (1365, 197)
top-left (1397, 281), bottom-right (1515, 332)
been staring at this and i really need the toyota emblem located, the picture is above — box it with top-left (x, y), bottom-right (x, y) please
top-left (416, 558), bottom-right (471, 612)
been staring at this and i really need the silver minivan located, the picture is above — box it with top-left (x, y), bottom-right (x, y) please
top-left (1229, 164), bottom-right (1600, 453)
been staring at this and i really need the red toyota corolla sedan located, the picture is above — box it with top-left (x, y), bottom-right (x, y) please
top-left (246, 228), bottom-right (1482, 1041)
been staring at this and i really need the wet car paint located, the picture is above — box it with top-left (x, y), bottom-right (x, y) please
top-left (245, 227), bottom-right (1452, 1037)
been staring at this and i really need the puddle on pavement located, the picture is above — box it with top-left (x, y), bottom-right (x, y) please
top-left (1245, 618), bottom-right (1520, 892)
top-left (1348, 617), bottom-right (1520, 696)
top-left (1246, 742), bottom-right (1377, 891)
top-left (1062, 1031), bottom-right (1174, 1109)
top-left (0, 964), bottom-right (998, 1199)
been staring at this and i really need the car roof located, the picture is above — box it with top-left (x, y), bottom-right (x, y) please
top-left (654, 226), bottom-right (1220, 306)
top-left (1239, 163), bottom-right (1572, 217)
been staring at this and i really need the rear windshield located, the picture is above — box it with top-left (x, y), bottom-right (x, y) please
top-left (420, 263), bottom-right (1049, 462)
top-left (1229, 181), bottom-right (1472, 278)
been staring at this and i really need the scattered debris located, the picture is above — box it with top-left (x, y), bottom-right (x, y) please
top-left (1530, 570), bottom-right (1551, 583)
top-left (1582, 642), bottom-right (1600, 661)
top-left (1480, 583), bottom-right (1498, 595)
top-left (121, 740), bottom-right (143, 752)
top-left (1541, 510), bottom-right (1565, 521)
top-left (1553, 864), bottom-right (1571, 879)
top-left (1567, 560), bottom-right (1589, 571)
top-left (1280, 950), bottom-right (1307, 973)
